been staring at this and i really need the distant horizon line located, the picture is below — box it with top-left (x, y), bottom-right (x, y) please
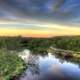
top-left (0, 35), bottom-right (80, 38)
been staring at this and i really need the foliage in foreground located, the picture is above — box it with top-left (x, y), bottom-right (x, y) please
top-left (0, 49), bottom-right (26, 80)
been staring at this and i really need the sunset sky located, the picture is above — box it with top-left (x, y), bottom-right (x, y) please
top-left (0, 0), bottom-right (80, 37)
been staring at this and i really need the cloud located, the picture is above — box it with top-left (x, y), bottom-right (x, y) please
top-left (0, 0), bottom-right (80, 26)
top-left (53, 0), bottom-right (65, 11)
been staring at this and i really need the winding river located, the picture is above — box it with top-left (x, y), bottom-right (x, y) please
top-left (18, 49), bottom-right (80, 80)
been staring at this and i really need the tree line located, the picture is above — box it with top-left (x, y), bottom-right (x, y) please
top-left (0, 36), bottom-right (80, 52)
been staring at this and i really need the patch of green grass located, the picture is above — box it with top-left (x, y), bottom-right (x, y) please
top-left (0, 49), bottom-right (26, 80)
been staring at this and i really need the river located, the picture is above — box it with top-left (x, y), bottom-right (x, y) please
top-left (18, 49), bottom-right (80, 80)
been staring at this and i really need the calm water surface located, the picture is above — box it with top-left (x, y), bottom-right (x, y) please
top-left (19, 51), bottom-right (80, 80)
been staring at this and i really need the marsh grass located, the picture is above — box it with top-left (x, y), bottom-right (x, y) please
top-left (0, 49), bottom-right (26, 80)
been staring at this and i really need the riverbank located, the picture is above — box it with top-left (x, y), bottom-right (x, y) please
top-left (0, 49), bottom-right (26, 80)
top-left (48, 47), bottom-right (80, 59)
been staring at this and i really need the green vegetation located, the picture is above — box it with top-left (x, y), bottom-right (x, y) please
top-left (0, 49), bottom-right (26, 80)
top-left (0, 36), bottom-right (80, 52)
top-left (0, 36), bottom-right (22, 50)
top-left (21, 36), bottom-right (80, 52)
top-left (0, 36), bottom-right (80, 80)
top-left (51, 36), bottom-right (80, 52)
top-left (0, 37), bottom-right (52, 53)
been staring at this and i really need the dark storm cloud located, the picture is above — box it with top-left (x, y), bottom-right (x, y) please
top-left (0, 0), bottom-right (80, 25)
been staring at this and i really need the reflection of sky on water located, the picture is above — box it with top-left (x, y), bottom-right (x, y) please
top-left (39, 54), bottom-right (61, 74)
top-left (61, 62), bottom-right (80, 79)
top-left (20, 53), bottom-right (80, 80)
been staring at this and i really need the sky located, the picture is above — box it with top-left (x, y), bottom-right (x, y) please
top-left (0, 0), bottom-right (80, 37)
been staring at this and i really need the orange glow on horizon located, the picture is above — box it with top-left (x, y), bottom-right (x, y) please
top-left (0, 28), bottom-right (51, 37)
top-left (0, 20), bottom-right (80, 37)
top-left (0, 28), bottom-right (80, 37)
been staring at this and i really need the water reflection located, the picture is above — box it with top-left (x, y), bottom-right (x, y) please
top-left (19, 52), bottom-right (80, 80)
